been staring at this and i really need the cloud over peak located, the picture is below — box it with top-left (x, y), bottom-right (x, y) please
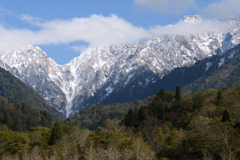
top-left (0, 14), bottom-right (150, 51)
top-left (0, 14), bottom-right (231, 52)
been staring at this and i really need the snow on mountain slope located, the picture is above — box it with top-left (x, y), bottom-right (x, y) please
top-left (1, 15), bottom-right (240, 117)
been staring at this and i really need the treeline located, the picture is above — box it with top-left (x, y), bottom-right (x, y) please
top-left (121, 85), bottom-right (240, 159)
top-left (0, 96), bottom-right (53, 132)
top-left (0, 67), bottom-right (65, 122)
top-left (0, 119), bottom-right (156, 160)
top-left (65, 96), bottom-right (153, 130)
top-left (2, 85), bottom-right (240, 159)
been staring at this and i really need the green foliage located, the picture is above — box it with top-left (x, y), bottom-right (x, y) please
top-left (26, 118), bottom-right (31, 131)
top-left (157, 104), bottom-right (164, 120)
top-left (175, 86), bottom-right (181, 101)
top-left (123, 108), bottom-right (136, 128)
top-left (216, 90), bottom-right (223, 106)
top-left (49, 122), bottom-right (63, 145)
top-left (221, 109), bottom-right (231, 122)
top-left (12, 114), bottom-right (22, 132)
top-left (138, 106), bottom-right (146, 121)
top-left (65, 97), bottom-right (153, 130)
top-left (2, 82), bottom-right (240, 159)
top-left (0, 131), bottom-right (30, 155)
top-left (21, 102), bottom-right (28, 114)
top-left (117, 85), bottom-right (240, 159)
top-left (3, 111), bottom-right (12, 129)
top-left (0, 96), bottom-right (54, 132)
top-left (0, 124), bottom-right (8, 131)
top-left (158, 88), bottom-right (165, 98)
top-left (0, 67), bottom-right (65, 122)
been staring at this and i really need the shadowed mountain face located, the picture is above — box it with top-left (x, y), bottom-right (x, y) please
top-left (0, 16), bottom-right (240, 117)
top-left (145, 43), bottom-right (240, 94)
top-left (0, 67), bottom-right (65, 122)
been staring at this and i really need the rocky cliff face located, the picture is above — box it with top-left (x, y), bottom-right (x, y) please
top-left (1, 16), bottom-right (240, 117)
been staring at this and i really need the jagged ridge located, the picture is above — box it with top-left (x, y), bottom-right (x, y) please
top-left (0, 16), bottom-right (240, 117)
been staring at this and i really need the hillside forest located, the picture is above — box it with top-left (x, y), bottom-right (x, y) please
top-left (0, 67), bottom-right (65, 122)
top-left (1, 84), bottom-right (240, 160)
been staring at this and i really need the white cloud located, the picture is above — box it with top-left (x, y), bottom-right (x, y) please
top-left (0, 14), bottom-right (150, 51)
top-left (70, 45), bottom-right (88, 53)
top-left (202, 0), bottom-right (240, 19)
top-left (149, 19), bottom-right (228, 35)
top-left (20, 14), bottom-right (42, 25)
top-left (0, 14), bottom-right (230, 52)
top-left (134, 0), bottom-right (195, 14)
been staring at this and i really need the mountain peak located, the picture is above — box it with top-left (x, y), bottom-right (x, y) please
top-left (1, 15), bottom-right (240, 117)
top-left (226, 17), bottom-right (239, 22)
top-left (183, 15), bottom-right (202, 24)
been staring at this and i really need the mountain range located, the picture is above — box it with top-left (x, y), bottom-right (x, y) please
top-left (1, 15), bottom-right (240, 117)
top-left (148, 42), bottom-right (240, 93)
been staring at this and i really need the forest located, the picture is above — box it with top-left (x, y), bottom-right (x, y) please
top-left (0, 67), bottom-right (65, 122)
top-left (1, 84), bottom-right (240, 159)
top-left (65, 96), bottom-right (154, 130)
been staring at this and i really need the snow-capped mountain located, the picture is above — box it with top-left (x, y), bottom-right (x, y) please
top-left (1, 15), bottom-right (240, 117)
top-left (151, 42), bottom-right (240, 94)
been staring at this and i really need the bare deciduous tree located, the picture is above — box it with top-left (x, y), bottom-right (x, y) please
top-left (85, 140), bottom-right (96, 160)
top-left (220, 150), bottom-right (236, 160)
top-left (132, 137), bottom-right (156, 160)
top-left (30, 146), bottom-right (42, 160)
top-left (21, 147), bottom-right (30, 160)
top-left (94, 145), bottom-right (105, 160)
top-left (201, 150), bottom-right (213, 160)
top-left (121, 146), bottom-right (133, 160)
top-left (1, 154), bottom-right (13, 160)
top-left (106, 145), bottom-right (120, 160)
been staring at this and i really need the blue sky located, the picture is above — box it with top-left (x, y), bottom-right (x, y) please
top-left (0, 0), bottom-right (239, 64)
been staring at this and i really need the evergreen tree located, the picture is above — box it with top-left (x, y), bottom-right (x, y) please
top-left (216, 90), bottom-right (223, 106)
top-left (40, 117), bottom-right (46, 127)
top-left (26, 118), bottom-right (31, 130)
top-left (158, 88), bottom-right (165, 98)
top-left (217, 90), bottom-right (223, 100)
top-left (151, 99), bottom-right (161, 117)
top-left (221, 109), bottom-right (231, 122)
top-left (49, 122), bottom-right (62, 145)
top-left (138, 106), bottom-right (146, 121)
top-left (175, 86), bottom-right (181, 101)
top-left (124, 108), bottom-right (135, 127)
top-left (128, 108), bottom-right (134, 126)
top-left (157, 103), bottom-right (164, 120)
top-left (42, 111), bottom-right (49, 120)
top-left (15, 102), bottom-right (21, 110)
top-left (21, 102), bottom-right (27, 114)
top-left (79, 110), bottom-right (83, 115)
top-left (13, 115), bottom-right (21, 132)
top-left (4, 111), bottom-right (12, 128)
